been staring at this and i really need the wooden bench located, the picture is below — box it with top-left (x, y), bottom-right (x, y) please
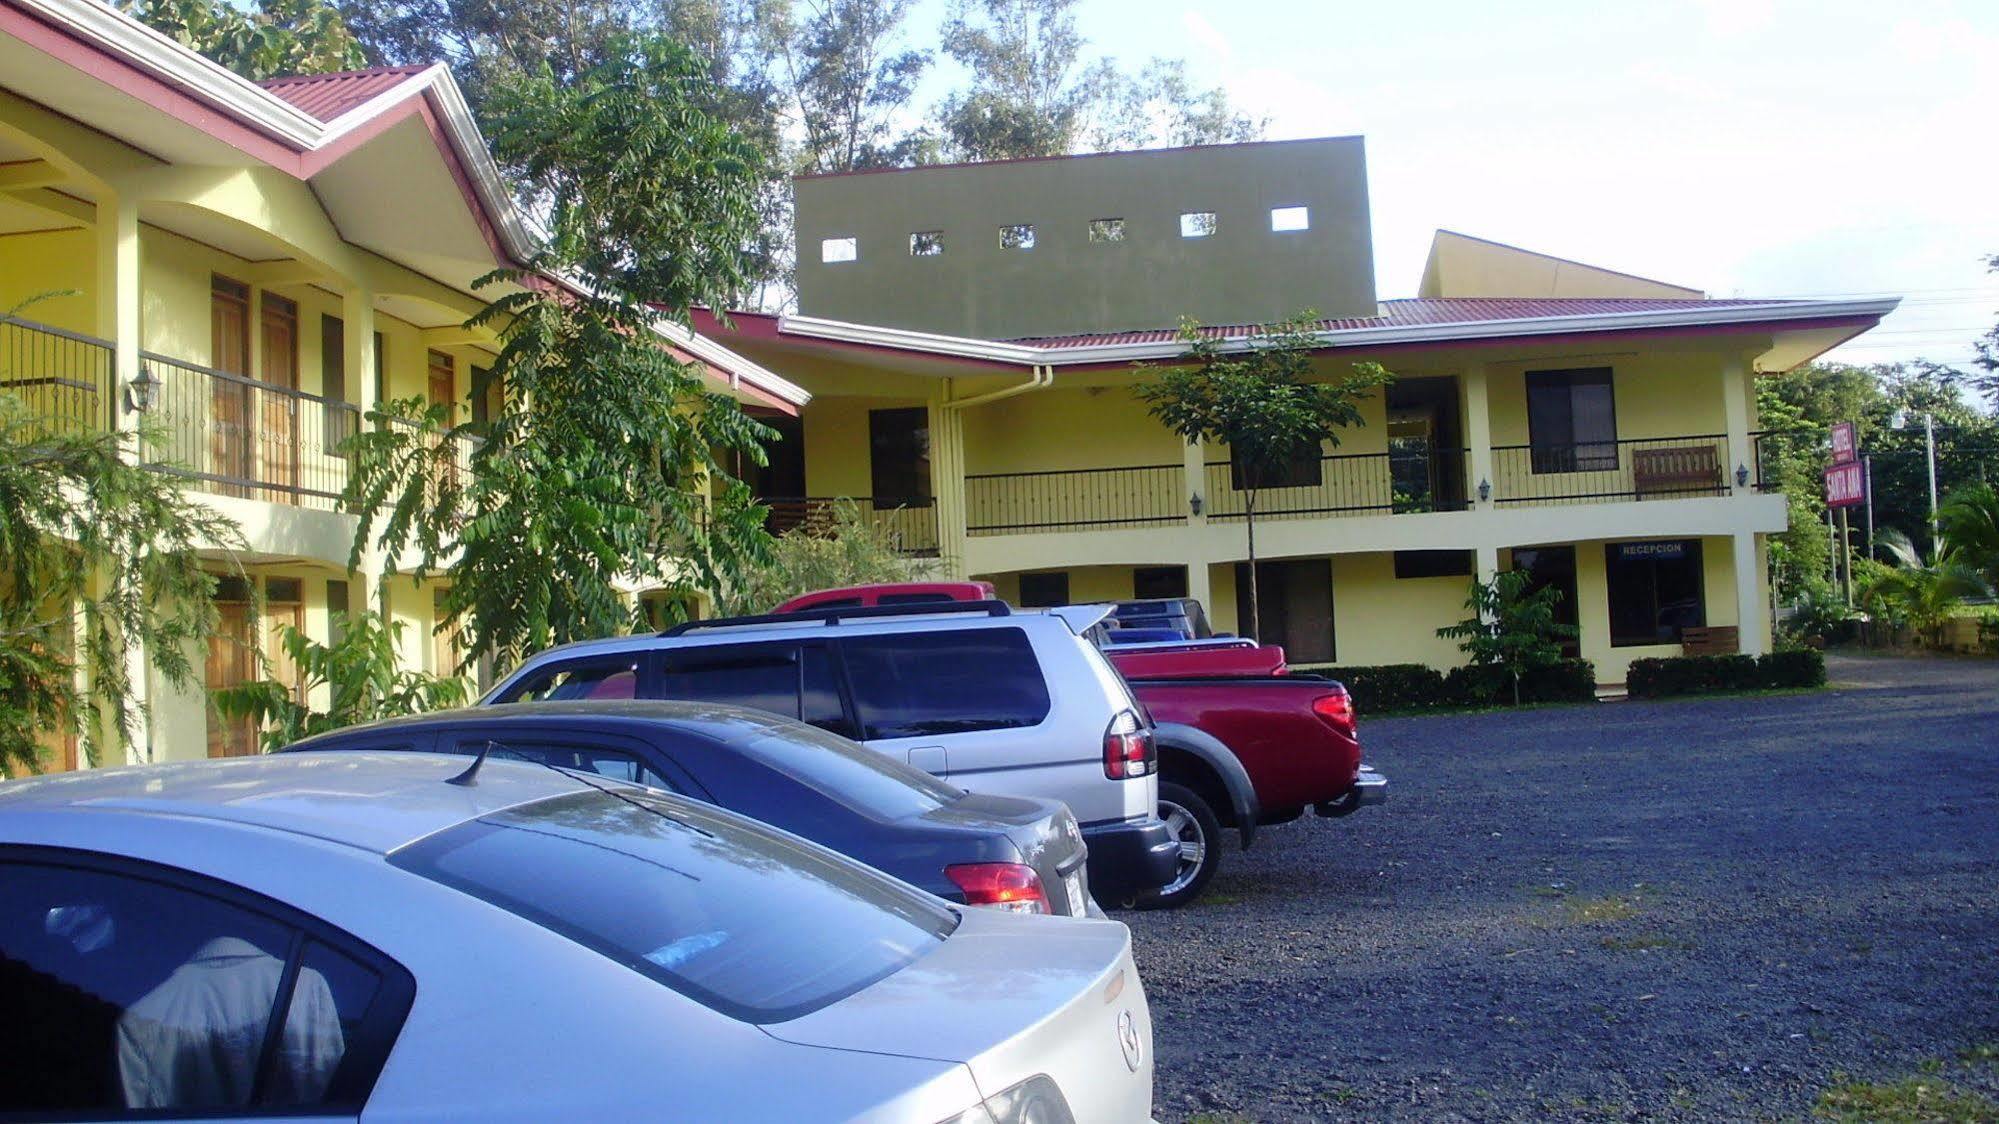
top-left (1632, 444), bottom-right (1722, 497)
top-left (1681, 626), bottom-right (1739, 656)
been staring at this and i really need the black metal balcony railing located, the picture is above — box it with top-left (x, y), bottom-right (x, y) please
top-left (760, 496), bottom-right (940, 556)
top-left (0, 315), bottom-right (113, 435)
top-left (1202, 448), bottom-right (1472, 522)
top-left (966, 464), bottom-right (1183, 535)
top-left (1491, 435), bottom-right (1732, 505)
top-left (144, 352), bottom-right (362, 510)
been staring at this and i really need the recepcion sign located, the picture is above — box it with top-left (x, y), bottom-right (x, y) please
top-left (1825, 460), bottom-right (1864, 508)
top-left (1614, 540), bottom-right (1689, 562)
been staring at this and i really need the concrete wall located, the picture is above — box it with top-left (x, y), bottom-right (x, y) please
top-left (793, 137), bottom-right (1377, 339)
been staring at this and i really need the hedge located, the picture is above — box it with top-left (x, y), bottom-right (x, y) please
top-left (1625, 649), bottom-right (1826, 699)
top-left (1311, 658), bottom-right (1597, 713)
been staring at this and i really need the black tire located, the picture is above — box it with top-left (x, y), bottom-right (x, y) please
top-left (1137, 781), bottom-right (1222, 910)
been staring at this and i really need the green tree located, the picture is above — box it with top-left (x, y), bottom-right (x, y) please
top-left (0, 392), bottom-right (241, 774)
top-left (777, 0), bottom-right (933, 173)
top-left (211, 610), bottom-right (470, 750)
top-left (1971, 252), bottom-right (1998, 410)
top-left (934, 0), bottom-right (1262, 161)
top-left (1938, 483), bottom-right (1999, 594)
top-left (1855, 530), bottom-right (1985, 647)
top-left (120, 0), bottom-right (365, 80)
top-left (721, 499), bottom-right (940, 614)
top-left (1437, 570), bottom-right (1580, 706)
top-left (1134, 315), bottom-right (1390, 642)
top-left (346, 35), bottom-right (777, 673)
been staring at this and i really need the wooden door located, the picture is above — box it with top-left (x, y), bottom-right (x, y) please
top-left (428, 350), bottom-right (458, 491)
top-left (206, 597), bottom-right (257, 757)
top-left (210, 278), bottom-right (253, 497)
top-left (260, 294), bottom-right (299, 500)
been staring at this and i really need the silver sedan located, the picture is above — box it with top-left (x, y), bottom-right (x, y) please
top-left (0, 752), bottom-right (1155, 1121)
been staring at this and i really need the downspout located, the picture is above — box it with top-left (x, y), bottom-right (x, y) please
top-left (941, 362), bottom-right (1054, 410)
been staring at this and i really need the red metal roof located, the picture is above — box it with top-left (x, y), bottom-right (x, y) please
top-left (1004, 297), bottom-right (1799, 348)
top-left (258, 65), bottom-right (432, 123)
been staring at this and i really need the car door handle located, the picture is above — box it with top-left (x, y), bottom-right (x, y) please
top-left (906, 745), bottom-right (947, 775)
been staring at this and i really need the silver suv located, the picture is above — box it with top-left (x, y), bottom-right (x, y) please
top-left (484, 601), bottom-right (1182, 904)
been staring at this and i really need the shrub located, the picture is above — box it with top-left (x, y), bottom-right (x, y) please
top-left (1760, 648), bottom-right (1827, 688)
top-left (1316, 664), bottom-right (1447, 713)
top-left (1446, 659), bottom-right (1596, 706)
top-left (1626, 650), bottom-right (1825, 698)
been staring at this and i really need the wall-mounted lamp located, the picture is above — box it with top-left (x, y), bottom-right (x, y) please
top-left (124, 364), bottom-right (160, 414)
top-left (1735, 464), bottom-right (1750, 488)
top-left (1477, 478), bottom-right (1491, 503)
top-left (1188, 493), bottom-right (1204, 517)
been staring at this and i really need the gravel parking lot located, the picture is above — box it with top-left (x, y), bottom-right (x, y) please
top-left (1127, 653), bottom-right (1999, 1122)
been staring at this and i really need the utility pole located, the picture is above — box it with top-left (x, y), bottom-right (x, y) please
top-left (1863, 454), bottom-right (1875, 561)
top-left (1924, 412), bottom-right (1939, 563)
top-left (1838, 506), bottom-right (1852, 605)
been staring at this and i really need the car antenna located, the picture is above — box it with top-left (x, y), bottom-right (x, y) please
top-left (446, 741), bottom-right (497, 787)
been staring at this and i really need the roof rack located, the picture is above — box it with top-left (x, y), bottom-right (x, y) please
top-left (660, 599), bottom-right (1013, 636)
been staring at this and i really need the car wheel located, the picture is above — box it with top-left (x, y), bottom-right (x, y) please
top-left (1137, 782), bottom-right (1221, 910)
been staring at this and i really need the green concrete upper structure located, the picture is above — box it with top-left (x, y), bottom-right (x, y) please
top-left (792, 136), bottom-right (1378, 340)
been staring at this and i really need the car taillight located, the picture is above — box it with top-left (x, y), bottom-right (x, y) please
top-left (1102, 709), bottom-right (1155, 780)
top-left (1312, 691), bottom-right (1356, 736)
top-left (945, 862), bottom-right (1050, 915)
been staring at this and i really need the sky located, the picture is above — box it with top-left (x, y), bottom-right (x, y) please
top-left (907, 0), bottom-right (1999, 371)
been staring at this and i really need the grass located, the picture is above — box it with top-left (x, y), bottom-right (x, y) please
top-left (1813, 1076), bottom-right (1999, 1122)
top-left (1562, 894), bottom-right (1641, 924)
top-left (1962, 1043), bottom-right (1999, 1065)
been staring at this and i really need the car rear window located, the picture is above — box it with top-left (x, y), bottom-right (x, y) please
top-left (734, 724), bottom-right (962, 822)
top-left (841, 628), bottom-right (1051, 739)
top-left (388, 789), bottom-right (956, 1023)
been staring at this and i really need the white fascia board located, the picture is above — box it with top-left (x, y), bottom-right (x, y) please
top-left (23, 0), bottom-right (328, 142)
top-left (662, 318), bottom-right (812, 406)
top-left (777, 314), bottom-right (1046, 365)
top-left (781, 298), bottom-right (1902, 367)
top-left (20, 0), bottom-right (543, 262)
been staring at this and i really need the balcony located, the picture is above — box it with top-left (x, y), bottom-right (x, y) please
top-left (966, 464), bottom-right (1183, 537)
top-left (1, 314), bottom-right (377, 512)
top-left (1202, 446), bottom-right (1470, 522)
top-left (1, 315), bottom-right (112, 435)
top-left (761, 496), bottom-right (939, 556)
top-left (1491, 435), bottom-right (1733, 506)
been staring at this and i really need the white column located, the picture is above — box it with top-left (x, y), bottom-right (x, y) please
top-left (1463, 363), bottom-right (1494, 507)
top-left (928, 387), bottom-right (969, 579)
top-left (96, 190), bottom-right (149, 764)
top-left (1183, 438), bottom-right (1207, 527)
top-left (1722, 355), bottom-right (1753, 497)
top-left (1475, 543), bottom-right (1500, 625)
top-left (343, 286), bottom-right (384, 616)
top-left (1733, 531), bottom-right (1767, 656)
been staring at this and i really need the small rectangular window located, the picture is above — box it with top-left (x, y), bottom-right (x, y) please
top-left (820, 237), bottom-right (857, 263)
top-left (909, 230), bottom-right (943, 256)
top-left (1018, 572), bottom-right (1069, 608)
top-left (1270, 206), bottom-right (1310, 232)
top-left (999, 224), bottom-right (1035, 250)
top-left (1089, 218), bottom-right (1125, 243)
top-left (1180, 212), bottom-right (1217, 238)
top-left (1393, 550), bottom-right (1474, 579)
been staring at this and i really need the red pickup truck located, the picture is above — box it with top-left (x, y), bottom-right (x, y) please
top-left (773, 585), bottom-right (1387, 908)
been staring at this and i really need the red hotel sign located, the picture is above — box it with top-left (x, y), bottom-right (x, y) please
top-left (1830, 421), bottom-right (1857, 465)
top-left (1825, 460), bottom-right (1864, 508)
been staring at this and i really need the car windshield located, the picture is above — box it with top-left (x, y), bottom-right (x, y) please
top-left (389, 788), bottom-right (957, 1023)
top-left (735, 722), bottom-right (963, 821)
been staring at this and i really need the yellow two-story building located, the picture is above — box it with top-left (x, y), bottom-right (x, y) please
top-left (0, 0), bottom-right (805, 768)
top-left (699, 143), bottom-right (1895, 684)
